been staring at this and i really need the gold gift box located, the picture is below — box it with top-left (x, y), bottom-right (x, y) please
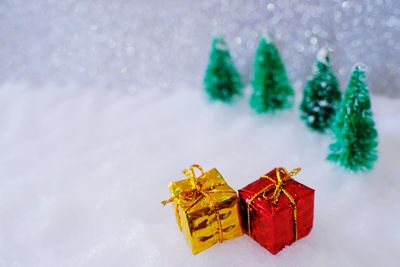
top-left (163, 165), bottom-right (243, 254)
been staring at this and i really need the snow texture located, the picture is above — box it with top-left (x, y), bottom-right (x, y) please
top-left (316, 48), bottom-right (330, 65)
top-left (1, 85), bottom-right (399, 267)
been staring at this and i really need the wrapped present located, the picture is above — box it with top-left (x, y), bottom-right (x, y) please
top-left (238, 167), bottom-right (314, 254)
top-left (162, 164), bottom-right (243, 254)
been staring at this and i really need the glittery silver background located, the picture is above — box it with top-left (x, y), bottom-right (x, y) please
top-left (1, 0), bottom-right (399, 96)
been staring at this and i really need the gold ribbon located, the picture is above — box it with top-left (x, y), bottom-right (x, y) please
top-left (162, 164), bottom-right (226, 243)
top-left (246, 167), bottom-right (301, 240)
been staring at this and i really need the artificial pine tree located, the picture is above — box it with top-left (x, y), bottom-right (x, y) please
top-left (327, 64), bottom-right (378, 172)
top-left (203, 37), bottom-right (242, 102)
top-left (250, 37), bottom-right (294, 113)
top-left (300, 49), bottom-right (341, 132)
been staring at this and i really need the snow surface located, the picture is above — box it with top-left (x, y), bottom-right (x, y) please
top-left (0, 85), bottom-right (399, 267)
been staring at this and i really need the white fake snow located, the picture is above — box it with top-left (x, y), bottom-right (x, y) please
top-left (0, 85), bottom-right (399, 267)
top-left (316, 48), bottom-right (329, 65)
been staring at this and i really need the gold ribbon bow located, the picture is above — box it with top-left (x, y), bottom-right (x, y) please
top-left (246, 167), bottom-right (301, 240)
top-left (162, 164), bottom-right (227, 243)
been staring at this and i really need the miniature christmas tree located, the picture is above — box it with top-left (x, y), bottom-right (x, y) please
top-left (250, 37), bottom-right (294, 113)
top-left (203, 37), bottom-right (242, 102)
top-left (327, 64), bottom-right (378, 172)
top-left (300, 49), bottom-right (341, 132)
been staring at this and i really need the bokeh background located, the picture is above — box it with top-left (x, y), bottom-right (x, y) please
top-left (1, 0), bottom-right (399, 96)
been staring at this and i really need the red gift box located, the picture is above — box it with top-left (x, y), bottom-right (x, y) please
top-left (238, 167), bottom-right (314, 254)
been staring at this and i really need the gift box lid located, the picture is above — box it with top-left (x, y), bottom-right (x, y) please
top-left (239, 168), bottom-right (314, 216)
top-left (168, 168), bottom-right (236, 212)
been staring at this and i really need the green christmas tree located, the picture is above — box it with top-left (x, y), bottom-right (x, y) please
top-left (300, 49), bottom-right (341, 132)
top-left (327, 64), bottom-right (378, 172)
top-left (203, 37), bottom-right (242, 102)
top-left (250, 37), bottom-right (294, 113)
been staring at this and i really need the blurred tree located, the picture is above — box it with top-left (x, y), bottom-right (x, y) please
top-left (204, 37), bottom-right (242, 102)
top-left (327, 64), bottom-right (378, 172)
top-left (300, 48), bottom-right (341, 132)
top-left (250, 37), bottom-right (294, 113)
